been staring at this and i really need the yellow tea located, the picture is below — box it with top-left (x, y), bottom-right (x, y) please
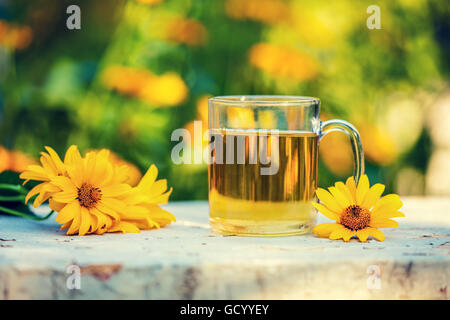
top-left (208, 129), bottom-right (318, 236)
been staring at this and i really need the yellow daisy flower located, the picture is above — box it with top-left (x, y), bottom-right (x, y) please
top-left (0, 145), bottom-right (37, 174)
top-left (49, 148), bottom-right (133, 236)
top-left (312, 175), bottom-right (404, 242)
top-left (20, 145), bottom-right (176, 236)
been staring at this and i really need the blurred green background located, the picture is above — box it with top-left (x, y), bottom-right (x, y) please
top-left (1, 0), bottom-right (449, 199)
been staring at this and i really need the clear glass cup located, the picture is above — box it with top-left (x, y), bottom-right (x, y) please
top-left (208, 95), bottom-right (364, 236)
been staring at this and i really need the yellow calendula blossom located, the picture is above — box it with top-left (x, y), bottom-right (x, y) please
top-left (0, 20), bottom-right (33, 50)
top-left (0, 145), bottom-right (36, 174)
top-left (312, 175), bottom-right (404, 242)
top-left (20, 145), bottom-right (175, 236)
top-left (101, 65), bottom-right (188, 107)
top-left (249, 43), bottom-right (318, 82)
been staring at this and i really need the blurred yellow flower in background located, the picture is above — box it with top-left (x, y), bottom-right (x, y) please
top-left (184, 95), bottom-right (211, 148)
top-left (165, 18), bottom-right (207, 46)
top-left (359, 123), bottom-right (398, 166)
top-left (289, 1), bottom-right (363, 48)
top-left (0, 20), bottom-right (32, 50)
top-left (258, 110), bottom-right (277, 129)
top-left (135, 0), bottom-right (164, 5)
top-left (225, 0), bottom-right (290, 25)
top-left (319, 132), bottom-right (353, 176)
top-left (102, 65), bottom-right (151, 96)
top-left (101, 66), bottom-right (188, 107)
top-left (320, 118), bottom-right (398, 169)
top-left (0, 146), bottom-right (36, 174)
top-left (227, 107), bottom-right (256, 129)
top-left (139, 72), bottom-right (188, 107)
top-left (0, 147), bottom-right (8, 173)
top-left (20, 146), bottom-right (175, 236)
top-left (249, 43), bottom-right (318, 82)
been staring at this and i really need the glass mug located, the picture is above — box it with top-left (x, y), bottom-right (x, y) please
top-left (208, 96), bottom-right (364, 236)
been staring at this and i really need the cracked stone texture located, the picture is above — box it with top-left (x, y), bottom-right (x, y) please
top-left (0, 197), bottom-right (449, 299)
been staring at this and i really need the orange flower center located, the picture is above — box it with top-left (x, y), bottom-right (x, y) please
top-left (340, 205), bottom-right (370, 230)
top-left (77, 183), bottom-right (102, 209)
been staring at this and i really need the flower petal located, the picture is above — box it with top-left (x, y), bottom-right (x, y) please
top-left (328, 186), bottom-right (351, 209)
top-left (137, 164), bottom-right (158, 190)
top-left (315, 188), bottom-right (343, 213)
top-left (78, 207), bottom-right (93, 236)
top-left (370, 218), bottom-right (399, 228)
top-left (345, 176), bottom-right (357, 202)
top-left (49, 198), bottom-right (66, 212)
top-left (52, 191), bottom-right (78, 203)
top-left (64, 145), bottom-right (82, 167)
top-left (356, 228), bottom-right (370, 242)
top-left (335, 181), bottom-right (354, 205)
top-left (66, 206), bottom-right (82, 235)
top-left (356, 174), bottom-right (370, 205)
top-left (44, 146), bottom-right (66, 174)
top-left (312, 223), bottom-right (341, 238)
top-left (361, 183), bottom-right (385, 209)
top-left (372, 194), bottom-right (403, 213)
top-left (25, 183), bottom-right (44, 204)
top-left (96, 201), bottom-right (121, 221)
top-left (108, 221), bottom-right (141, 234)
top-left (372, 209), bottom-right (405, 219)
top-left (366, 227), bottom-right (385, 241)
top-left (312, 202), bottom-right (339, 221)
top-left (102, 184), bottom-right (132, 197)
top-left (56, 201), bottom-right (79, 224)
top-left (329, 224), bottom-right (355, 241)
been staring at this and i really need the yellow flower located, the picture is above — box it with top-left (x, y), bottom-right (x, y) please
top-left (135, 0), bottom-right (164, 5)
top-left (21, 146), bottom-right (175, 236)
top-left (0, 146), bottom-right (36, 174)
top-left (227, 107), bottom-right (256, 129)
top-left (101, 65), bottom-right (152, 97)
top-left (359, 123), bottom-right (397, 165)
top-left (249, 43), bottom-right (318, 82)
top-left (49, 148), bottom-right (135, 236)
top-left (165, 18), bottom-right (207, 46)
top-left (102, 66), bottom-right (188, 107)
top-left (319, 132), bottom-right (353, 176)
top-left (0, 147), bottom-right (8, 173)
top-left (9, 150), bottom-right (37, 172)
top-left (139, 72), bottom-right (188, 107)
top-left (312, 175), bottom-right (404, 242)
top-left (0, 20), bottom-right (32, 50)
top-left (184, 94), bottom-right (211, 147)
top-left (225, 0), bottom-right (290, 25)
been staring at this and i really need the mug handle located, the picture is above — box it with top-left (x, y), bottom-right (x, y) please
top-left (320, 119), bottom-right (365, 184)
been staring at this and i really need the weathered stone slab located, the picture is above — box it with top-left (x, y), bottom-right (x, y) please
top-left (0, 197), bottom-right (448, 299)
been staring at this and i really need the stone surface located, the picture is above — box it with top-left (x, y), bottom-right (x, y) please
top-left (0, 197), bottom-right (449, 299)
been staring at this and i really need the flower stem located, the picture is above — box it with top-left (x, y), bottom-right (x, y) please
top-left (0, 195), bottom-right (26, 202)
top-left (0, 184), bottom-right (28, 194)
top-left (0, 205), bottom-right (54, 221)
